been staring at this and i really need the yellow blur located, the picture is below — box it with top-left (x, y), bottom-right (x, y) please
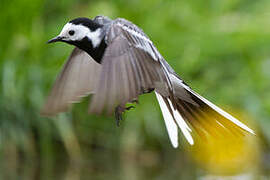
top-left (187, 111), bottom-right (260, 175)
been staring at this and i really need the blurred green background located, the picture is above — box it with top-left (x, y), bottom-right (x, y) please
top-left (0, 0), bottom-right (270, 179)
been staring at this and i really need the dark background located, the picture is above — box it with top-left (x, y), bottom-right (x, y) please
top-left (0, 0), bottom-right (269, 179)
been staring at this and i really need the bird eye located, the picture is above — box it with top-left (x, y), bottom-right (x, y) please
top-left (68, 30), bottom-right (75, 36)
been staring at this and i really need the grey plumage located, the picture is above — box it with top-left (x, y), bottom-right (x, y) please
top-left (41, 48), bottom-right (101, 115)
top-left (43, 16), bottom-right (254, 147)
top-left (89, 18), bottom-right (167, 114)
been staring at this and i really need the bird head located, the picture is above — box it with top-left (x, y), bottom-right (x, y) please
top-left (47, 17), bottom-right (104, 49)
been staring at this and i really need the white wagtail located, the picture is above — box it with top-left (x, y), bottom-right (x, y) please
top-left (43, 16), bottom-right (254, 147)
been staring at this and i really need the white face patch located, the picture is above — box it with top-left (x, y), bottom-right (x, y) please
top-left (59, 23), bottom-right (102, 48)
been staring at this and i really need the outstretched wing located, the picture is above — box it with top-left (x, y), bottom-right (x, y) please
top-left (41, 48), bottom-right (101, 116)
top-left (89, 18), bottom-right (169, 114)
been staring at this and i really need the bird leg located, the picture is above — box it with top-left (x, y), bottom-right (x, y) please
top-left (115, 105), bottom-right (135, 126)
top-left (131, 98), bottom-right (139, 104)
top-left (143, 88), bottom-right (154, 94)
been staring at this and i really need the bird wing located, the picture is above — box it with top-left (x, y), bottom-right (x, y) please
top-left (89, 18), bottom-right (169, 114)
top-left (93, 15), bottom-right (112, 25)
top-left (41, 48), bottom-right (101, 116)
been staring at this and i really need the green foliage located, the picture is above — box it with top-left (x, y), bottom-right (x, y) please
top-left (0, 0), bottom-right (269, 179)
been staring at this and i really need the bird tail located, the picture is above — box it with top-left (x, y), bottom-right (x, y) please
top-left (155, 75), bottom-right (255, 148)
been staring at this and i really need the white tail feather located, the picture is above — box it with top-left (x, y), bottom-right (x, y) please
top-left (155, 92), bottom-right (194, 146)
top-left (155, 92), bottom-right (179, 148)
top-left (181, 84), bottom-right (255, 135)
top-left (167, 99), bottom-right (194, 145)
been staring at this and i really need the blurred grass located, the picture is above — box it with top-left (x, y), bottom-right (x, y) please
top-left (0, 0), bottom-right (270, 179)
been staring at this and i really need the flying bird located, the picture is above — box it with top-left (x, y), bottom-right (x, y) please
top-left (43, 16), bottom-right (254, 148)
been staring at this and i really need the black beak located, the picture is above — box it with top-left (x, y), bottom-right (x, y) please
top-left (47, 36), bottom-right (64, 44)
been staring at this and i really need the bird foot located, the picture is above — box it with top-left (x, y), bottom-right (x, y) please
top-left (131, 98), bottom-right (139, 104)
top-left (143, 88), bottom-right (154, 94)
top-left (114, 105), bottom-right (135, 126)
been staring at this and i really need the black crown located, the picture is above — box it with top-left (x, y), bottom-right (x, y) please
top-left (69, 17), bottom-right (102, 31)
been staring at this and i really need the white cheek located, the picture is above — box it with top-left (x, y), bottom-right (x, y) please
top-left (70, 32), bottom-right (85, 41)
top-left (59, 23), bottom-right (87, 41)
top-left (86, 28), bottom-right (102, 48)
top-left (58, 23), bottom-right (102, 47)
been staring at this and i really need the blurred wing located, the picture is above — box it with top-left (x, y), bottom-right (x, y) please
top-left (89, 19), bottom-right (167, 114)
top-left (41, 48), bottom-right (101, 116)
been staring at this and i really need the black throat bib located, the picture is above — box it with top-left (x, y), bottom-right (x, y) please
top-left (71, 37), bottom-right (107, 64)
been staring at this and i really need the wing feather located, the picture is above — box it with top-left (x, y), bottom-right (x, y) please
top-left (89, 20), bottom-right (169, 114)
top-left (41, 48), bottom-right (101, 116)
